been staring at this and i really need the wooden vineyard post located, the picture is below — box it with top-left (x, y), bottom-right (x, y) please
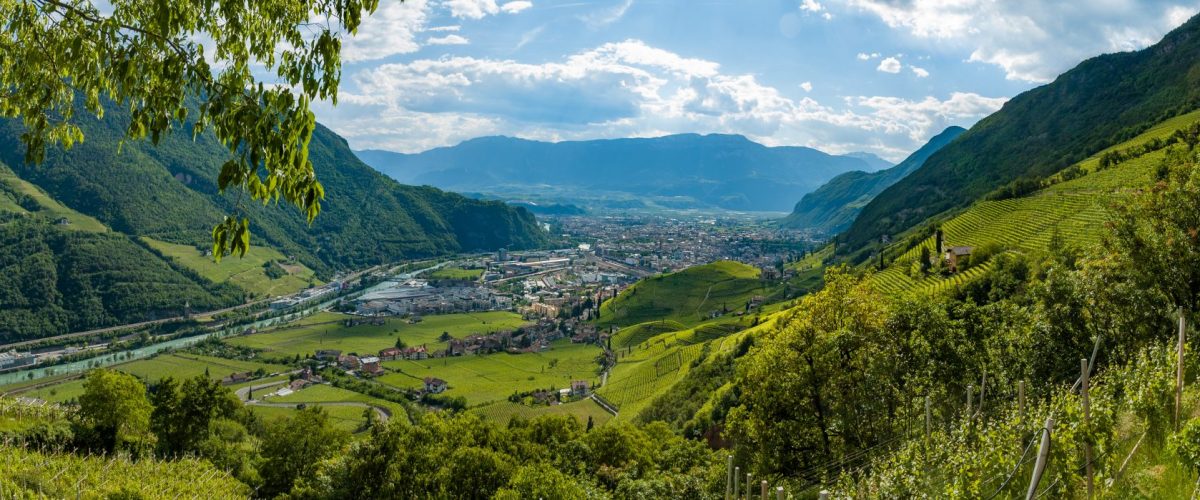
top-left (776, 486), bottom-right (784, 500)
top-left (1026, 417), bottom-right (1055, 500)
top-left (726, 455), bottom-right (733, 500)
top-left (1018, 380), bottom-right (1026, 422)
top-left (979, 368), bottom-right (987, 419)
top-left (966, 384), bottom-right (974, 424)
top-left (746, 472), bottom-right (752, 500)
top-left (1082, 359), bottom-right (1093, 499)
top-left (1178, 307), bottom-right (1187, 431)
top-left (925, 395), bottom-right (932, 452)
top-left (760, 480), bottom-right (768, 500)
top-left (818, 490), bottom-right (829, 500)
top-left (734, 466), bottom-right (740, 500)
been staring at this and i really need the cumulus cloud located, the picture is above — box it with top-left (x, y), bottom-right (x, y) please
top-left (911, 66), bottom-right (929, 78)
top-left (443, 0), bottom-right (499, 19)
top-left (856, 52), bottom-right (879, 60)
top-left (427, 25), bottom-right (462, 32)
top-left (501, 1), bottom-right (533, 14)
top-left (800, 0), bottom-right (823, 12)
top-left (840, 0), bottom-right (1200, 82)
top-left (427, 34), bottom-right (470, 45)
top-left (331, 39), bottom-right (1004, 160)
top-left (341, 0), bottom-right (429, 62)
top-left (876, 56), bottom-right (901, 73)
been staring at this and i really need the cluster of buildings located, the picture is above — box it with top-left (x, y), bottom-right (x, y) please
top-left (354, 279), bottom-right (511, 317)
top-left (0, 350), bottom-right (37, 372)
top-left (270, 280), bottom-right (345, 311)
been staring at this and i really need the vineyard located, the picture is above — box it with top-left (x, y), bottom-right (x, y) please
top-left (598, 341), bottom-right (709, 420)
top-left (598, 260), bottom-right (768, 328)
top-left (610, 320), bottom-right (687, 349)
top-left (470, 398), bottom-right (614, 427)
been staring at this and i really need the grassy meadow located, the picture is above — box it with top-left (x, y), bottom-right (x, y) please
top-left (377, 339), bottom-right (602, 406)
top-left (142, 237), bottom-right (318, 298)
top-left (428, 267), bottom-right (483, 280)
top-left (228, 311), bottom-right (527, 359)
top-left (471, 398), bottom-right (614, 427)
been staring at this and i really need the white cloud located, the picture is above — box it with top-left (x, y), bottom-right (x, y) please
top-left (841, 0), bottom-right (1200, 82)
top-left (427, 25), bottom-right (462, 32)
top-left (341, 0), bottom-right (430, 62)
top-left (856, 52), bottom-right (870, 60)
top-left (581, 0), bottom-right (634, 28)
top-left (876, 56), bottom-right (901, 73)
top-left (333, 39), bottom-right (1005, 161)
top-left (800, 0), bottom-right (823, 12)
top-left (501, 1), bottom-right (533, 14)
top-left (911, 66), bottom-right (929, 78)
top-left (428, 34), bottom-right (470, 45)
top-left (516, 25), bottom-right (545, 50)
top-left (443, 0), bottom-right (499, 19)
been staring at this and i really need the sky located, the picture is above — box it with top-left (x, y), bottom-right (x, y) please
top-left (311, 0), bottom-right (1200, 162)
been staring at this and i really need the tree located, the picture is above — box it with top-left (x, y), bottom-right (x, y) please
top-left (259, 406), bottom-right (347, 497)
top-left (0, 0), bottom-right (381, 259)
top-left (150, 375), bottom-right (238, 456)
top-left (75, 369), bottom-right (154, 454)
top-left (394, 337), bottom-right (407, 350)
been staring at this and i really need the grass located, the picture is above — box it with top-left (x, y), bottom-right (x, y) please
top-left (0, 162), bottom-right (108, 232)
top-left (428, 267), bottom-right (483, 280)
top-left (5, 354), bottom-right (291, 404)
top-left (248, 401), bottom-right (375, 434)
top-left (228, 311), bottom-right (528, 359)
top-left (471, 398), bottom-right (614, 427)
top-left (598, 260), bottom-right (770, 328)
top-left (263, 383), bottom-right (407, 418)
top-left (377, 339), bottom-right (602, 406)
top-left (142, 237), bottom-right (318, 298)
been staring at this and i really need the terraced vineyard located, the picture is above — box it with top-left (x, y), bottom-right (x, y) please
top-left (470, 398), bottom-right (614, 426)
top-left (598, 260), bottom-right (768, 328)
top-left (869, 112), bottom-right (1200, 297)
top-left (597, 341), bottom-right (708, 419)
top-left (610, 320), bottom-right (686, 349)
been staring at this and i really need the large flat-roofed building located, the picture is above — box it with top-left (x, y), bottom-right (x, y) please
top-left (0, 350), bottom-right (37, 372)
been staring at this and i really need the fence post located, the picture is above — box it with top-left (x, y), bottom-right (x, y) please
top-left (1178, 307), bottom-right (1187, 431)
top-left (1026, 417), bottom-right (1055, 500)
top-left (1018, 380), bottom-right (1026, 422)
top-left (966, 384), bottom-right (974, 423)
top-left (734, 466), bottom-right (740, 500)
top-left (726, 455), bottom-right (733, 500)
top-left (1082, 358), bottom-right (1093, 499)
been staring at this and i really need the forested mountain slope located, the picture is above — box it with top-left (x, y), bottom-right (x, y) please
top-left (840, 13), bottom-right (1200, 253)
top-left (780, 126), bottom-right (964, 233)
top-left (0, 104), bottom-right (547, 276)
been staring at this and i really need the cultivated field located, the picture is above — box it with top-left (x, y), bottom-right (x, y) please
top-left (428, 267), bottom-right (483, 280)
top-left (142, 237), bottom-right (318, 298)
top-left (228, 311), bottom-right (527, 358)
top-left (471, 398), bottom-right (614, 427)
top-left (248, 403), bottom-right (374, 434)
top-left (598, 260), bottom-right (768, 328)
top-left (263, 383), bottom-right (407, 420)
top-left (377, 339), bottom-right (602, 406)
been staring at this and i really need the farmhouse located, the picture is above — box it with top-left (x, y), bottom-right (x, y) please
top-left (571, 380), bottom-right (589, 397)
top-left (316, 349), bottom-right (342, 361)
top-left (424, 377), bottom-right (448, 394)
top-left (360, 356), bottom-right (384, 376)
top-left (338, 354), bottom-right (361, 370)
top-left (943, 246), bottom-right (974, 273)
top-left (379, 347), bottom-right (403, 361)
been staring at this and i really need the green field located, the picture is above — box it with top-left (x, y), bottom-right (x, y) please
top-left (248, 403), bottom-right (375, 434)
top-left (428, 267), bottom-right (483, 280)
top-left (229, 311), bottom-right (528, 359)
top-left (142, 237), bottom-right (318, 298)
top-left (868, 111), bottom-right (1200, 297)
top-left (471, 398), bottom-right (614, 427)
top-left (4, 354), bottom-right (291, 403)
top-left (377, 339), bottom-right (602, 406)
top-left (263, 383), bottom-right (407, 419)
top-left (598, 261), bottom-right (769, 328)
top-left (0, 163), bottom-right (109, 232)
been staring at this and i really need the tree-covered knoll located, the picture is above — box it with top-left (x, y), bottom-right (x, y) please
top-left (841, 12), bottom-right (1200, 254)
top-left (0, 214), bottom-right (241, 343)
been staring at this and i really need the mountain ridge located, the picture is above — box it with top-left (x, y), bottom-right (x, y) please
top-left (356, 133), bottom-right (892, 212)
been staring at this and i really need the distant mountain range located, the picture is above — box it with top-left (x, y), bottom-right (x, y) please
top-left (357, 134), bottom-right (891, 212)
top-left (780, 126), bottom-right (965, 234)
top-left (839, 13), bottom-right (1200, 253)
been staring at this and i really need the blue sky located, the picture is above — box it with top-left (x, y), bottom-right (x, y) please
top-left (312, 0), bottom-right (1200, 161)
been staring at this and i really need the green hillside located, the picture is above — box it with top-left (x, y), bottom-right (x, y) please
top-left (781, 126), bottom-right (964, 234)
top-left (142, 237), bottom-right (318, 299)
top-left (862, 109), bottom-right (1200, 297)
top-left (597, 261), bottom-right (768, 328)
top-left (0, 104), bottom-right (547, 277)
top-left (841, 15), bottom-right (1200, 254)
